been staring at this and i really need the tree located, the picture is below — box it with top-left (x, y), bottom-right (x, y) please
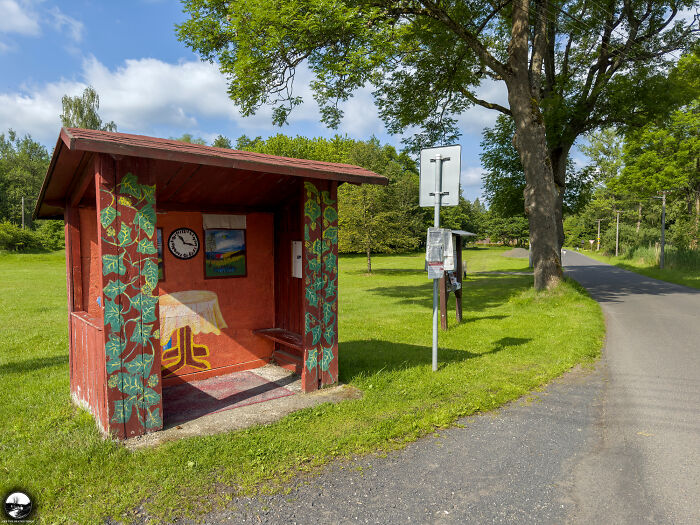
top-left (211, 135), bottom-right (232, 149)
top-left (177, 0), bottom-right (697, 289)
top-left (0, 130), bottom-right (50, 227)
top-left (234, 133), bottom-right (424, 270)
top-left (60, 86), bottom-right (117, 131)
top-left (172, 133), bottom-right (207, 145)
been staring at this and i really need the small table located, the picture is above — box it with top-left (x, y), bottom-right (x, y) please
top-left (160, 290), bottom-right (228, 377)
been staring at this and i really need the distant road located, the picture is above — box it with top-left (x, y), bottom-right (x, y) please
top-left (202, 251), bottom-right (700, 524)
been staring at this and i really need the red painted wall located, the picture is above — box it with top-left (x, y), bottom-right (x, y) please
top-left (156, 211), bottom-right (275, 385)
top-left (78, 206), bottom-right (102, 317)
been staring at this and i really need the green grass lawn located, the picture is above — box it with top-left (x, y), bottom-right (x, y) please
top-left (571, 249), bottom-right (700, 290)
top-left (0, 247), bottom-right (604, 523)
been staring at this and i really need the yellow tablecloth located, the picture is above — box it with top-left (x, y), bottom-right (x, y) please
top-left (159, 290), bottom-right (228, 346)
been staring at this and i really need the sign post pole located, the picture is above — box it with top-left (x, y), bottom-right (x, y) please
top-left (431, 154), bottom-right (443, 372)
top-left (420, 145), bottom-right (461, 372)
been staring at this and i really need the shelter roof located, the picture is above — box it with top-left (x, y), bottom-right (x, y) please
top-left (35, 128), bottom-right (387, 218)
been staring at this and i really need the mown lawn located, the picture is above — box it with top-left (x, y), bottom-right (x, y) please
top-left (571, 249), bottom-right (700, 290)
top-left (0, 247), bottom-right (604, 523)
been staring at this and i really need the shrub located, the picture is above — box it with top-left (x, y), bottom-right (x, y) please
top-left (34, 220), bottom-right (65, 250)
top-left (0, 221), bottom-right (42, 251)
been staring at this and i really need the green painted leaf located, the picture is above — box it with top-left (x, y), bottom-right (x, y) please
top-left (312, 276), bottom-right (325, 291)
top-left (304, 224), bottom-right (310, 242)
top-left (141, 184), bottom-right (156, 205)
top-left (119, 173), bottom-right (142, 199)
top-left (130, 323), bottom-right (154, 345)
top-left (325, 276), bottom-right (337, 299)
top-left (306, 348), bottom-right (318, 371)
top-left (324, 253), bottom-right (338, 274)
top-left (103, 299), bottom-right (123, 331)
top-left (319, 346), bottom-right (334, 372)
top-left (141, 387), bottom-right (161, 408)
top-left (324, 325), bottom-right (336, 346)
top-left (102, 253), bottom-right (126, 276)
top-left (321, 190), bottom-right (336, 206)
top-left (145, 407), bottom-right (162, 429)
top-left (111, 397), bottom-right (133, 423)
top-left (311, 324), bottom-right (322, 346)
top-left (105, 334), bottom-right (126, 359)
top-left (323, 206), bottom-right (338, 226)
top-left (304, 312), bottom-right (318, 335)
top-left (103, 279), bottom-right (127, 300)
top-left (100, 206), bottom-right (117, 229)
top-left (322, 301), bottom-right (335, 326)
top-left (134, 205), bottom-right (156, 238)
top-left (308, 256), bottom-right (321, 274)
top-left (305, 287), bottom-right (319, 307)
top-left (117, 223), bottom-right (132, 246)
top-left (118, 372), bottom-right (142, 395)
top-left (141, 259), bottom-right (158, 293)
top-left (323, 226), bottom-right (338, 245)
top-left (106, 358), bottom-right (121, 374)
top-left (304, 181), bottom-right (319, 196)
top-left (136, 237), bottom-right (157, 254)
top-left (304, 198), bottom-right (321, 224)
top-left (123, 353), bottom-right (154, 376)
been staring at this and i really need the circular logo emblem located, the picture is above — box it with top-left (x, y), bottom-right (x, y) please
top-left (4, 491), bottom-right (33, 521)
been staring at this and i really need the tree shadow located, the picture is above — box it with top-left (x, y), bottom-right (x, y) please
top-left (0, 354), bottom-right (68, 375)
top-left (339, 337), bottom-right (532, 379)
top-left (346, 268), bottom-right (426, 277)
top-left (365, 274), bottom-right (532, 312)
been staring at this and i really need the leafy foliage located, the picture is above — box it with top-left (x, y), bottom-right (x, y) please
top-left (60, 86), bottom-right (117, 132)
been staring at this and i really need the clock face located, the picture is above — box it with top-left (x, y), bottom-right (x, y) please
top-left (168, 228), bottom-right (200, 260)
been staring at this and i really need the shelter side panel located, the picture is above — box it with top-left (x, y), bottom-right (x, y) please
top-left (78, 206), bottom-right (102, 318)
top-left (157, 211), bottom-right (275, 383)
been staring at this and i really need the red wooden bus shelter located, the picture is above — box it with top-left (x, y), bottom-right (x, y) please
top-left (34, 128), bottom-right (386, 439)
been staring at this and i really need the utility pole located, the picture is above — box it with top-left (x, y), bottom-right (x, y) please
top-left (596, 219), bottom-right (602, 251)
top-left (660, 190), bottom-right (667, 270)
top-left (21, 197), bottom-right (25, 229)
top-left (615, 211), bottom-right (620, 256)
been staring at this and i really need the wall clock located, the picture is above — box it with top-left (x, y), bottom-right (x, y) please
top-left (168, 228), bottom-right (200, 260)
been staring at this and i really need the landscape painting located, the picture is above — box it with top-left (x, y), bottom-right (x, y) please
top-left (204, 229), bottom-right (246, 278)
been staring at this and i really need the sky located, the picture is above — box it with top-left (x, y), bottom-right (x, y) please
top-left (0, 0), bottom-right (596, 203)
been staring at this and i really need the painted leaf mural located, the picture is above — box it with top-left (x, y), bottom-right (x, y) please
top-left (99, 170), bottom-right (162, 436)
top-left (302, 182), bottom-right (339, 390)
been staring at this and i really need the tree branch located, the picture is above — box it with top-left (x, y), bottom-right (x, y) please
top-left (457, 86), bottom-right (512, 115)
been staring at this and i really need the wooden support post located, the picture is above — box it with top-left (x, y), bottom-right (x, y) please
top-left (439, 273), bottom-right (448, 331)
top-left (64, 203), bottom-right (82, 390)
top-left (96, 155), bottom-right (163, 439)
top-left (455, 237), bottom-right (463, 323)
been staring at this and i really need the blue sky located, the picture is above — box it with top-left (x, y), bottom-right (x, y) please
top-left (0, 0), bottom-right (596, 202)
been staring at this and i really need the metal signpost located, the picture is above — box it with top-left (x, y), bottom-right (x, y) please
top-left (420, 145), bottom-right (461, 371)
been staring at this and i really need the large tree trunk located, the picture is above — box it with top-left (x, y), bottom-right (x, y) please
top-left (549, 145), bottom-right (570, 253)
top-left (509, 87), bottom-right (563, 290)
top-left (508, 0), bottom-right (563, 290)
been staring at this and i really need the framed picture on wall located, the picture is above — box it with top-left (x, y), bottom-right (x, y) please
top-left (204, 229), bottom-right (246, 278)
top-left (157, 228), bottom-right (165, 281)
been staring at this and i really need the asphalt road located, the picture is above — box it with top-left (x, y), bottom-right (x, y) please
top-left (201, 251), bottom-right (700, 524)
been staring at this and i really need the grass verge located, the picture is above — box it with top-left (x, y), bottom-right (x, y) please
top-left (0, 247), bottom-right (604, 523)
top-left (571, 248), bottom-right (700, 290)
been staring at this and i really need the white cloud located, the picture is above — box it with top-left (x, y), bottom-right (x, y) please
top-left (0, 0), bottom-right (40, 36)
top-left (48, 6), bottom-right (84, 42)
top-left (461, 166), bottom-right (484, 187)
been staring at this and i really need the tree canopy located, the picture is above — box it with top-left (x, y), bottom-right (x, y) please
top-left (178, 0), bottom-right (697, 289)
top-left (60, 86), bottom-right (117, 132)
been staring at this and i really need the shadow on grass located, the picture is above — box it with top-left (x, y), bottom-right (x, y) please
top-left (365, 274), bottom-right (532, 312)
top-left (346, 268), bottom-right (426, 277)
top-left (0, 354), bottom-right (68, 375)
top-left (339, 337), bottom-right (532, 379)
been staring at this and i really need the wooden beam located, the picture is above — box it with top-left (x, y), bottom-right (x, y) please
top-left (68, 153), bottom-right (95, 206)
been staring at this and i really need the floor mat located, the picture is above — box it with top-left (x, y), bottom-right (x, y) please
top-left (163, 370), bottom-right (295, 425)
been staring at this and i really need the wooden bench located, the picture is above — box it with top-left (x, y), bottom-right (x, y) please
top-left (254, 328), bottom-right (304, 373)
